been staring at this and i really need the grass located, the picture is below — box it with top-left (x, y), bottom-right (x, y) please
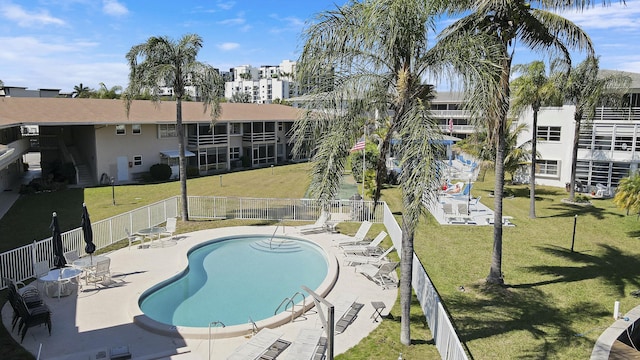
top-left (2, 163), bottom-right (640, 359)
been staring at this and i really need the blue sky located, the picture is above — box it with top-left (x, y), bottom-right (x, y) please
top-left (1, 0), bottom-right (639, 93)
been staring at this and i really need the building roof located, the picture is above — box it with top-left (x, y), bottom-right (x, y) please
top-left (0, 98), bottom-right (301, 127)
top-left (600, 69), bottom-right (640, 90)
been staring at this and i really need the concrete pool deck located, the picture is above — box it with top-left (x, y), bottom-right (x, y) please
top-left (2, 225), bottom-right (398, 359)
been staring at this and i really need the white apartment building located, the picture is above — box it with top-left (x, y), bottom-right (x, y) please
top-left (517, 70), bottom-right (640, 193)
top-left (225, 60), bottom-right (299, 104)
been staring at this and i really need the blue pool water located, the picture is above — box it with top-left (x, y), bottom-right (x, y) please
top-left (139, 235), bottom-right (329, 327)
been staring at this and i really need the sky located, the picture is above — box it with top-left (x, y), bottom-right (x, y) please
top-left (1, 0), bottom-right (639, 93)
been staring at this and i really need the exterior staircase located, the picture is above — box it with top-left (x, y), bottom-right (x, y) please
top-left (68, 146), bottom-right (95, 188)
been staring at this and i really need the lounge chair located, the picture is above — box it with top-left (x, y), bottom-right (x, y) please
top-left (457, 203), bottom-right (469, 216)
top-left (299, 211), bottom-right (330, 234)
top-left (340, 231), bottom-right (388, 256)
top-left (160, 217), bottom-right (177, 240)
top-left (226, 328), bottom-right (291, 360)
top-left (332, 295), bottom-right (364, 334)
top-left (3, 278), bottom-right (43, 331)
top-left (356, 262), bottom-right (399, 289)
top-left (343, 246), bottom-right (395, 266)
top-left (280, 328), bottom-right (326, 360)
top-left (332, 221), bottom-right (373, 246)
top-left (451, 183), bottom-right (472, 199)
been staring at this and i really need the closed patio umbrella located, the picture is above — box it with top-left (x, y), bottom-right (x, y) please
top-left (50, 212), bottom-right (66, 269)
top-left (81, 203), bottom-right (96, 263)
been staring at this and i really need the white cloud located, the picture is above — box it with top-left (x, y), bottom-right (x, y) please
top-left (561, 2), bottom-right (640, 30)
top-left (0, 36), bottom-right (97, 60)
top-left (268, 14), bottom-right (304, 33)
top-left (217, 42), bottom-right (239, 51)
top-left (0, 2), bottom-right (66, 27)
top-left (217, 1), bottom-right (236, 10)
top-left (217, 12), bottom-right (245, 26)
top-left (102, 0), bottom-right (128, 17)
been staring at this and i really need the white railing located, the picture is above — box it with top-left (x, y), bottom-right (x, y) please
top-left (0, 195), bottom-right (467, 360)
top-left (383, 204), bottom-right (469, 360)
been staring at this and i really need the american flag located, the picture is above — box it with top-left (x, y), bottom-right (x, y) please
top-left (350, 139), bottom-right (365, 152)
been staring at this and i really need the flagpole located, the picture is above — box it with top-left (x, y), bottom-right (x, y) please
top-left (362, 124), bottom-right (366, 197)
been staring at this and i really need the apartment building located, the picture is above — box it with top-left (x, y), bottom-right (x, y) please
top-left (224, 60), bottom-right (299, 104)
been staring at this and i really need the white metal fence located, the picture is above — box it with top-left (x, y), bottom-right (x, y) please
top-left (0, 195), bottom-right (468, 360)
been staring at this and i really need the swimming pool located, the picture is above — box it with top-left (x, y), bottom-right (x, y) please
top-left (138, 235), bottom-right (330, 328)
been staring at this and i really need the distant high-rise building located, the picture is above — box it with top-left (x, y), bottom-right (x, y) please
top-left (225, 60), bottom-right (300, 104)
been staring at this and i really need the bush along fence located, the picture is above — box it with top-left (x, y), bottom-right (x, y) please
top-left (0, 195), bottom-right (468, 360)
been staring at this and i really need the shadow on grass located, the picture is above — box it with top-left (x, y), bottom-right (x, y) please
top-left (509, 244), bottom-right (640, 298)
top-left (541, 202), bottom-right (623, 220)
top-left (446, 282), bottom-right (606, 358)
top-left (628, 229), bottom-right (640, 238)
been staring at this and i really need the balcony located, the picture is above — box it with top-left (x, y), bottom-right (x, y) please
top-left (242, 132), bottom-right (276, 142)
top-left (188, 134), bottom-right (228, 147)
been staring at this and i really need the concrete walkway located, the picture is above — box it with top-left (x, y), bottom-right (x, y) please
top-left (2, 226), bottom-right (398, 360)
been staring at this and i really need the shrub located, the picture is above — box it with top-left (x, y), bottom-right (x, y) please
top-left (149, 163), bottom-right (172, 181)
top-left (186, 166), bottom-right (200, 178)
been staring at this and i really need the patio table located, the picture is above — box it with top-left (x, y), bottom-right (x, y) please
top-left (39, 268), bottom-right (82, 299)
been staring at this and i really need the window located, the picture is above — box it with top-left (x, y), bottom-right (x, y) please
top-left (230, 147), bottom-right (241, 160)
top-left (537, 126), bottom-right (561, 141)
top-left (116, 124), bottom-right (126, 135)
top-left (159, 124), bottom-right (177, 138)
top-left (132, 124), bottom-right (141, 135)
top-left (536, 160), bottom-right (559, 177)
top-left (133, 155), bottom-right (142, 166)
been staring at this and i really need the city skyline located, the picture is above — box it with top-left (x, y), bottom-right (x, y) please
top-left (1, 0), bottom-right (639, 93)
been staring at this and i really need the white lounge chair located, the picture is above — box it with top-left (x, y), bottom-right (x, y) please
top-left (343, 246), bottom-right (395, 266)
top-left (227, 328), bottom-right (291, 360)
top-left (332, 221), bottom-right (373, 246)
top-left (280, 328), bottom-right (326, 360)
top-left (299, 211), bottom-right (330, 234)
top-left (356, 261), bottom-right (399, 289)
top-left (340, 231), bottom-right (388, 256)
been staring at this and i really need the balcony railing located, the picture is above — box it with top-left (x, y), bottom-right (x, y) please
top-left (242, 132), bottom-right (277, 142)
top-left (187, 134), bottom-right (228, 147)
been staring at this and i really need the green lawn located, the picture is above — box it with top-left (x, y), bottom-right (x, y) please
top-left (2, 163), bottom-right (639, 359)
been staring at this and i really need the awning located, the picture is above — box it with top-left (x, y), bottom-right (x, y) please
top-left (160, 150), bottom-right (196, 158)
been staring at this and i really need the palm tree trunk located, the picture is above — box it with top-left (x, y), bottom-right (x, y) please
top-left (487, 56), bottom-right (510, 286)
top-left (176, 98), bottom-right (189, 221)
top-left (400, 217), bottom-right (414, 345)
top-left (569, 113), bottom-right (582, 202)
top-left (529, 109), bottom-right (538, 218)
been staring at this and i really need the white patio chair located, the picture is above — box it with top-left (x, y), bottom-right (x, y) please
top-left (125, 228), bottom-right (144, 249)
top-left (160, 217), bottom-right (177, 240)
top-left (86, 258), bottom-right (111, 287)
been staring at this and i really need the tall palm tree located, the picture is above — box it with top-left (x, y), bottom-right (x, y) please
top-left (436, 0), bottom-right (618, 285)
top-left (561, 56), bottom-right (631, 201)
top-left (124, 34), bottom-right (223, 221)
top-left (510, 60), bottom-right (562, 218)
top-left (292, 0), bottom-right (503, 345)
top-left (72, 83), bottom-right (91, 98)
top-left (613, 174), bottom-right (640, 216)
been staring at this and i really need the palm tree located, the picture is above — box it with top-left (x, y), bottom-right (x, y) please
top-left (124, 34), bottom-right (223, 221)
top-left (510, 60), bottom-right (562, 218)
top-left (96, 83), bottom-right (123, 99)
top-left (613, 174), bottom-right (640, 216)
top-left (561, 56), bottom-right (631, 201)
top-left (437, 0), bottom-right (620, 285)
top-left (230, 91), bottom-right (251, 103)
top-left (72, 83), bottom-right (91, 98)
top-left (292, 0), bottom-right (503, 345)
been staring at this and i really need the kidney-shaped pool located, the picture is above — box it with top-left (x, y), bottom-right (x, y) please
top-left (138, 234), bottom-right (329, 328)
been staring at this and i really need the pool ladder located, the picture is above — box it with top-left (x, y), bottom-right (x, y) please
top-left (208, 321), bottom-right (225, 360)
top-left (274, 291), bottom-right (307, 323)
